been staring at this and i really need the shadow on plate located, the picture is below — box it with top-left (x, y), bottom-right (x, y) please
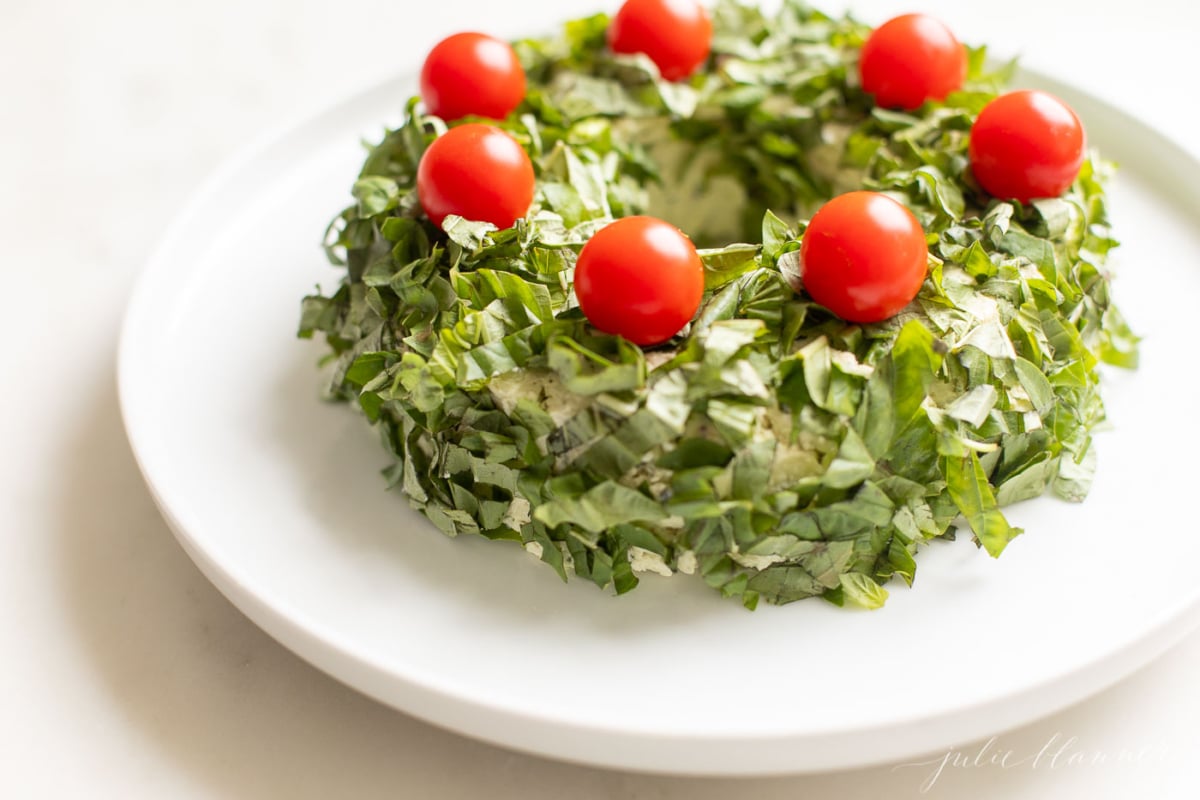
top-left (48, 328), bottom-right (1177, 799)
top-left (269, 335), bottom-right (730, 636)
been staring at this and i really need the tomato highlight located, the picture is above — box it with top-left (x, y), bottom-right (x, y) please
top-left (420, 32), bottom-right (527, 122)
top-left (797, 192), bottom-right (929, 323)
top-left (416, 124), bottom-right (535, 230)
top-left (607, 0), bottom-right (713, 81)
top-left (574, 216), bottom-right (705, 346)
top-left (969, 90), bottom-right (1086, 203)
top-left (859, 13), bottom-right (967, 111)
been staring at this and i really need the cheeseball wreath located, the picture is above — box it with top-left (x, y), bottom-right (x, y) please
top-left (299, 0), bottom-right (1138, 609)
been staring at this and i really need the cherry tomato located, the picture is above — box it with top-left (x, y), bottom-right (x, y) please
top-left (574, 216), bottom-right (705, 346)
top-left (969, 90), bottom-right (1086, 203)
top-left (859, 14), bottom-right (967, 110)
top-left (416, 124), bottom-right (535, 230)
top-left (419, 32), bottom-right (526, 122)
top-left (607, 0), bottom-right (713, 82)
top-left (798, 192), bottom-right (928, 323)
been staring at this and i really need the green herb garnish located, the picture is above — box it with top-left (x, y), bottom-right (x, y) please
top-left (299, 0), bottom-right (1138, 609)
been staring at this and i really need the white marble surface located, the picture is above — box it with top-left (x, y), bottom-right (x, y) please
top-left (3, 0), bottom-right (1198, 796)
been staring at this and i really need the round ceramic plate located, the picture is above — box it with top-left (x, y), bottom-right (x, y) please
top-left (118, 67), bottom-right (1200, 775)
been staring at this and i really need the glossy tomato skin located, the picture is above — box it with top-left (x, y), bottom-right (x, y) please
top-left (607, 0), bottom-right (713, 82)
top-left (419, 32), bottom-right (526, 121)
top-left (416, 124), bottom-right (535, 230)
top-left (798, 192), bottom-right (928, 323)
top-left (969, 90), bottom-right (1086, 203)
top-left (574, 216), bottom-right (705, 346)
top-left (859, 14), bottom-right (967, 110)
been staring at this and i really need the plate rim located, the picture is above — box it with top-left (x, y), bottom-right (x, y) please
top-left (117, 64), bottom-right (1200, 775)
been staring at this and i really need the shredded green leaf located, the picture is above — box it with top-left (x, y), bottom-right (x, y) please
top-left (299, 0), bottom-right (1137, 608)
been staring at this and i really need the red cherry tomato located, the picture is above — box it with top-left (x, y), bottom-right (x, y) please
top-left (969, 90), bottom-right (1086, 203)
top-left (607, 0), bottom-right (713, 82)
top-left (798, 192), bottom-right (928, 323)
top-left (574, 216), bottom-right (705, 346)
top-left (859, 14), bottom-right (967, 110)
top-left (419, 32), bottom-right (526, 122)
top-left (416, 124), bottom-right (535, 230)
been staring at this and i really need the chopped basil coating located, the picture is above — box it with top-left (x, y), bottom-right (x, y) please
top-left (300, 0), bottom-right (1138, 608)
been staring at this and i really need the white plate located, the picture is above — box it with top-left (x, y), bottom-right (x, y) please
top-left (119, 68), bottom-right (1200, 775)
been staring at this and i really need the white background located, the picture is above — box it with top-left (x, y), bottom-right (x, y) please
top-left (3, 0), bottom-right (1198, 797)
